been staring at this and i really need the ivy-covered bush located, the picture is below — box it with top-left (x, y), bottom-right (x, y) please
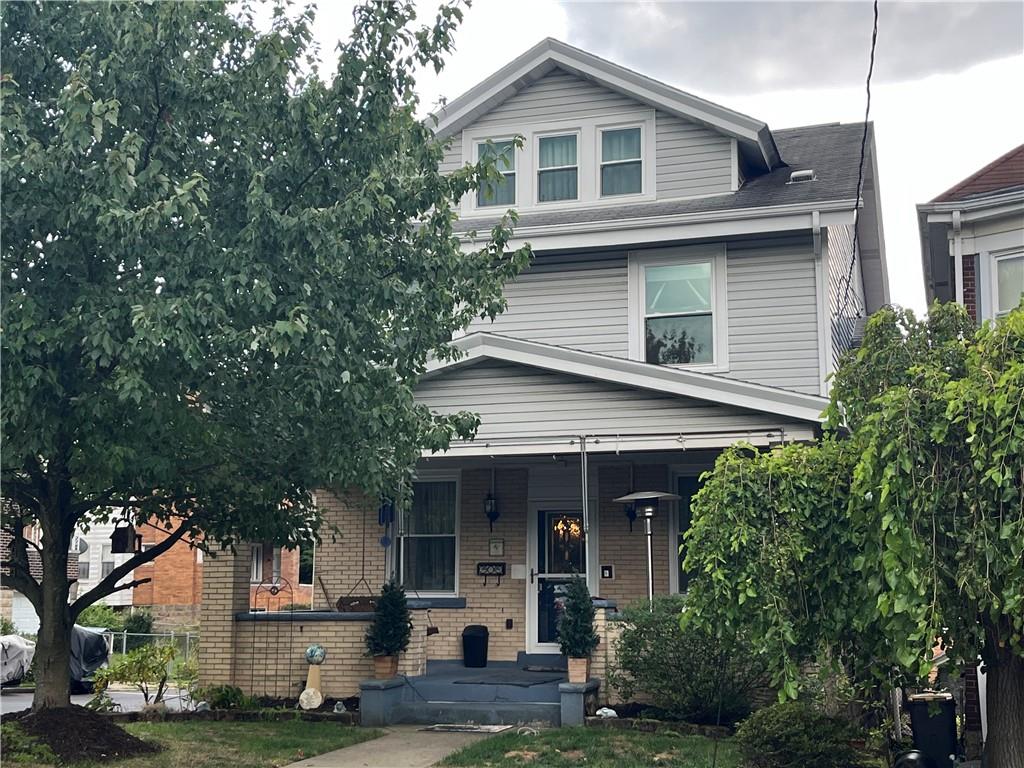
top-left (608, 595), bottom-right (766, 725)
top-left (194, 684), bottom-right (257, 710)
top-left (0, 616), bottom-right (16, 635)
top-left (76, 604), bottom-right (124, 631)
top-left (93, 643), bottom-right (176, 704)
top-left (734, 701), bottom-right (864, 768)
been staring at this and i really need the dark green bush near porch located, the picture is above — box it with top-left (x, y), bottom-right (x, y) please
top-left (365, 581), bottom-right (412, 657)
top-left (607, 595), bottom-right (766, 725)
top-left (558, 576), bottom-right (599, 658)
top-left (735, 700), bottom-right (865, 768)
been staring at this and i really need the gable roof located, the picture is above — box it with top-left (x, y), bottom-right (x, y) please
top-left (434, 38), bottom-right (782, 174)
top-left (422, 333), bottom-right (828, 424)
top-left (931, 143), bottom-right (1024, 203)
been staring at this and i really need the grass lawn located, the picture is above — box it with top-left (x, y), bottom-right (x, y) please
top-left (2, 719), bottom-right (383, 768)
top-left (440, 726), bottom-right (741, 768)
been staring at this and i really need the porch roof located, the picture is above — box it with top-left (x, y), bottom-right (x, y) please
top-left (418, 334), bottom-right (827, 457)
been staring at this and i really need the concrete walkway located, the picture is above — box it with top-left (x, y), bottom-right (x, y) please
top-left (284, 725), bottom-right (491, 768)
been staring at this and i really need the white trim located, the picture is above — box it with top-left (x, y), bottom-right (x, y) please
top-left (250, 543), bottom-right (263, 584)
top-left (813, 212), bottom-right (831, 396)
top-left (424, 332), bottom-right (828, 423)
top-left (399, 471), bottom-right (461, 598)
top-left (597, 121), bottom-right (652, 201)
top-left (990, 248), bottom-right (1024, 319)
top-left (457, 202), bottom-right (857, 253)
top-left (433, 38), bottom-right (780, 172)
top-left (535, 129), bottom-right (581, 205)
top-left (730, 138), bottom-right (739, 192)
top-left (526, 499), bottom-right (587, 654)
top-left (626, 244), bottom-right (729, 372)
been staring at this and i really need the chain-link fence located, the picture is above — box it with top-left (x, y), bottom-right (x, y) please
top-left (100, 631), bottom-right (198, 670)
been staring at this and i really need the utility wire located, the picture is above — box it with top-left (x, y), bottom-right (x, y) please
top-left (839, 0), bottom-right (880, 316)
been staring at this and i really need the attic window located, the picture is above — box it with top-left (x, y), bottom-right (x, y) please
top-left (477, 140), bottom-right (516, 207)
top-left (787, 169), bottom-right (816, 184)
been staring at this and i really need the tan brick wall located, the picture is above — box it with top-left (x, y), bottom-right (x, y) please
top-left (596, 464), bottom-right (672, 608)
top-left (0, 587), bottom-right (12, 622)
top-left (312, 490), bottom-right (387, 610)
top-left (198, 543), bottom-right (251, 688)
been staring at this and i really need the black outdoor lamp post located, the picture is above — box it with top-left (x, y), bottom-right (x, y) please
top-left (613, 490), bottom-right (680, 610)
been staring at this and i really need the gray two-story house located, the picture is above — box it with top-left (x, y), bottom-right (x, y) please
top-left (201, 39), bottom-right (888, 724)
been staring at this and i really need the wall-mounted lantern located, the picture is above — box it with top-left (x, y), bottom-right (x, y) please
top-left (484, 492), bottom-right (499, 531)
top-left (613, 490), bottom-right (680, 609)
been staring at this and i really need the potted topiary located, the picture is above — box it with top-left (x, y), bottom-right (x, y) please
top-left (557, 576), bottom-right (599, 683)
top-left (365, 581), bottom-right (412, 678)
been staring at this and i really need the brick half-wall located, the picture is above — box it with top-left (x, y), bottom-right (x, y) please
top-left (963, 253), bottom-right (978, 322)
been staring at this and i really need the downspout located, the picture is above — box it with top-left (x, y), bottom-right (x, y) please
top-left (952, 210), bottom-right (964, 305)
top-left (579, 436), bottom-right (589, 534)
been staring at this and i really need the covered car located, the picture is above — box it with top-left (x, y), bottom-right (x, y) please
top-left (70, 625), bottom-right (109, 693)
top-left (1, 634), bottom-right (36, 686)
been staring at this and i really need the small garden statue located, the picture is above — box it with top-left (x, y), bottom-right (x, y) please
top-left (299, 643), bottom-right (327, 710)
top-left (558, 576), bottom-right (599, 683)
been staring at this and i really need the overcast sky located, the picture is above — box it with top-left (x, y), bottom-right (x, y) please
top-left (303, 0), bottom-right (1024, 314)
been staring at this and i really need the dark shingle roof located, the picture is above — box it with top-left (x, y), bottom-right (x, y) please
top-left (457, 122), bottom-right (867, 233)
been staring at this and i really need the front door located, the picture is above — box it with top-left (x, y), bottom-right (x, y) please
top-left (527, 508), bottom-right (587, 653)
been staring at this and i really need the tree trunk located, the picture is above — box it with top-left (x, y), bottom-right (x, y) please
top-left (31, 521), bottom-right (73, 711)
top-left (984, 643), bottom-right (1024, 768)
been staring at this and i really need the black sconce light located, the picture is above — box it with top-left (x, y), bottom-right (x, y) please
top-left (624, 503), bottom-right (638, 531)
top-left (110, 523), bottom-right (142, 555)
top-left (484, 469), bottom-right (500, 531)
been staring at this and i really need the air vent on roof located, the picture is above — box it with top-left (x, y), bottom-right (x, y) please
top-left (788, 169), bottom-right (816, 184)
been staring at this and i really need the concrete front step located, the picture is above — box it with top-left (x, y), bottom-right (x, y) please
top-left (391, 700), bottom-right (561, 726)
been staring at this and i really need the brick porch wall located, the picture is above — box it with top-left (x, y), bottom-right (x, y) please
top-left (962, 253), bottom-right (978, 322)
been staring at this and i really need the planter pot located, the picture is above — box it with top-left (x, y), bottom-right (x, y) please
top-left (567, 656), bottom-right (590, 684)
top-left (373, 655), bottom-right (399, 679)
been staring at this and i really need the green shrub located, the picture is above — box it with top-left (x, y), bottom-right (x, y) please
top-left (123, 609), bottom-right (154, 650)
top-left (1, 616), bottom-right (16, 635)
top-left (196, 684), bottom-right (257, 710)
top-left (557, 576), bottom-right (599, 658)
top-left (734, 701), bottom-right (864, 768)
top-left (607, 595), bottom-right (766, 725)
top-left (76, 603), bottom-right (124, 631)
top-left (94, 643), bottom-right (176, 704)
top-left (365, 581), bottom-right (412, 657)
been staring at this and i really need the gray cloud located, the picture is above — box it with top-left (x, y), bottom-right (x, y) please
top-left (559, 1), bottom-right (1023, 94)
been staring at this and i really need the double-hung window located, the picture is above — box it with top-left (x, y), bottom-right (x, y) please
top-left (994, 252), bottom-right (1023, 317)
top-left (538, 134), bottom-right (578, 202)
top-left (600, 127), bottom-right (642, 196)
top-left (399, 479), bottom-right (458, 594)
top-left (643, 261), bottom-right (715, 365)
top-left (476, 140), bottom-right (516, 207)
top-left (250, 543), bottom-right (263, 583)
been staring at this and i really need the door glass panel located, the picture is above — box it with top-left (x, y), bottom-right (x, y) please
top-left (547, 513), bottom-right (585, 574)
top-left (537, 578), bottom-right (573, 644)
top-left (535, 511), bottom-right (586, 646)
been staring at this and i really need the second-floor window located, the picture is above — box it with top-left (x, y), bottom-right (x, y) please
top-left (538, 134), bottom-right (578, 202)
top-left (476, 140), bottom-right (516, 207)
top-left (994, 251), bottom-right (1023, 317)
top-left (101, 544), bottom-right (114, 578)
top-left (644, 261), bottom-right (714, 365)
top-left (601, 127), bottom-right (642, 196)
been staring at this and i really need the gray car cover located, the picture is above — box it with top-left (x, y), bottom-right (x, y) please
top-left (70, 626), bottom-right (109, 681)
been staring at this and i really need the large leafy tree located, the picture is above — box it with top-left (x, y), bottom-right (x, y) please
top-left (1, 0), bottom-right (528, 711)
top-left (684, 304), bottom-right (1024, 768)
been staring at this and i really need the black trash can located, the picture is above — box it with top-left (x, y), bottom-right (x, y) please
top-left (906, 693), bottom-right (958, 768)
top-left (462, 624), bottom-right (489, 668)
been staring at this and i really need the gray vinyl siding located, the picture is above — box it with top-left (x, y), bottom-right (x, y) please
top-left (723, 237), bottom-right (821, 394)
top-left (826, 224), bottom-right (864, 370)
top-left (655, 112), bottom-right (733, 198)
top-left (466, 258), bottom-right (629, 357)
top-left (471, 68), bottom-right (643, 127)
top-left (415, 360), bottom-right (788, 439)
top-left (439, 133), bottom-right (463, 175)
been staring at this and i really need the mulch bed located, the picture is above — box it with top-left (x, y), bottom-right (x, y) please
top-left (5, 705), bottom-right (160, 763)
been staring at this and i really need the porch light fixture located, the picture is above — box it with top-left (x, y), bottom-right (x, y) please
top-left (484, 468), bottom-right (500, 531)
top-left (613, 490), bottom-right (680, 610)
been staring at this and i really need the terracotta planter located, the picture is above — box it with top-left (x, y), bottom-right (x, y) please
top-left (567, 656), bottom-right (590, 684)
top-left (373, 655), bottom-right (399, 679)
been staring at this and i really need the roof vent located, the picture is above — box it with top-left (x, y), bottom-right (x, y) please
top-left (788, 169), bottom-right (816, 184)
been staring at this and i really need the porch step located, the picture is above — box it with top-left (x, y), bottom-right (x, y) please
top-left (391, 700), bottom-right (561, 727)
top-left (516, 652), bottom-right (567, 671)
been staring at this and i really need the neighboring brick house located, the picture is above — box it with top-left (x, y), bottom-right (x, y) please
top-left (918, 143), bottom-right (1024, 322)
top-left (132, 518), bottom-right (312, 629)
top-left (200, 39), bottom-right (889, 723)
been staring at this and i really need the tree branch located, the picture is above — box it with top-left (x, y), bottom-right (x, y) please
top-left (85, 576), bottom-right (152, 605)
top-left (70, 512), bottom-right (201, 617)
top-left (1, 564), bottom-right (42, 613)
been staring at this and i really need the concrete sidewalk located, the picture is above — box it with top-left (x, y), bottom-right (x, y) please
top-left (284, 725), bottom-right (490, 768)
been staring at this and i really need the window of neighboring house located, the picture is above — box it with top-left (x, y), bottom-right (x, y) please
top-left (644, 261), bottom-right (714, 365)
top-left (994, 252), bottom-right (1024, 317)
top-left (250, 543), bottom-right (263, 583)
top-left (77, 560), bottom-right (91, 580)
top-left (298, 545), bottom-right (314, 586)
top-left (537, 134), bottom-right (578, 202)
top-left (101, 545), bottom-right (114, 578)
top-left (476, 140), bottom-right (516, 207)
top-left (600, 126), bottom-right (642, 196)
top-left (272, 546), bottom-right (282, 583)
top-left (399, 478), bottom-right (458, 594)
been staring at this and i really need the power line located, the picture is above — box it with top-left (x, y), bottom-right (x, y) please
top-left (840, 0), bottom-right (880, 316)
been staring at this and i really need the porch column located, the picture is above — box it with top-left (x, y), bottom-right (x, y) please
top-left (198, 542), bottom-right (250, 687)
